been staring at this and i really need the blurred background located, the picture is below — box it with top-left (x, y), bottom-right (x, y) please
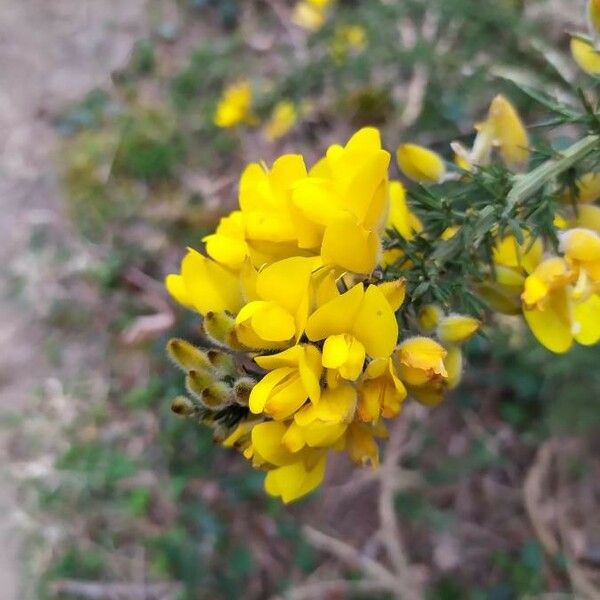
top-left (1, 1), bottom-right (599, 598)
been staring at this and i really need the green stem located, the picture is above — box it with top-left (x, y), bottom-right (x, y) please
top-left (504, 134), bottom-right (600, 215)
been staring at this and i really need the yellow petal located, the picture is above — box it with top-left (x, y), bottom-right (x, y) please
top-left (571, 36), bottom-right (600, 76)
top-left (321, 215), bottom-right (380, 274)
top-left (322, 334), bottom-right (351, 369)
top-left (264, 454), bottom-right (327, 504)
top-left (396, 144), bottom-right (446, 184)
top-left (265, 373), bottom-right (310, 420)
top-left (306, 283), bottom-right (364, 341)
top-left (165, 274), bottom-right (193, 309)
top-left (387, 180), bottom-right (422, 239)
top-left (523, 288), bottom-right (573, 353)
top-left (251, 302), bottom-right (296, 342)
top-left (251, 421), bottom-right (294, 466)
top-left (298, 344), bottom-right (323, 404)
top-left (378, 279), bottom-right (406, 312)
top-left (249, 368), bottom-right (294, 414)
top-left (352, 285), bottom-right (398, 358)
top-left (573, 294), bottom-right (600, 345)
top-left (179, 248), bottom-right (242, 315)
top-left (256, 256), bottom-right (315, 314)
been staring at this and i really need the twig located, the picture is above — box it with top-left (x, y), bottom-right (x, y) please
top-left (378, 420), bottom-right (423, 600)
top-left (301, 525), bottom-right (399, 589)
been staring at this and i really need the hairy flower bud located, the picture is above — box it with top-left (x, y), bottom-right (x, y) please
top-left (167, 338), bottom-right (211, 372)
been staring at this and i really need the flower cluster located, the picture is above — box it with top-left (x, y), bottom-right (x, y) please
top-left (166, 128), bottom-right (480, 503)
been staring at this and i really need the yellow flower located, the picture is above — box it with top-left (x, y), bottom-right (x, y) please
top-left (235, 257), bottom-right (317, 348)
top-left (520, 234), bottom-right (600, 353)
top-left (396, 144), bottom-right (446, 184)
top-left (358, 358), bottom-right (407, 422)
top-left (239, 154), bottom-right (307, 252)
top-left (214, 81), bottom-right (253, 128)
top-left (344, 421), bottom-right (382, 467)
top-left (251, 421), bottom-right (327, 503)
top-left (395, 337), bottom-right (448, 387)
top-left (570, 36), bottom-right (600, 76)
top-left (493, 234), bottom-right (543, 275)
top-left (306, 283), bottom-right (399, 380)
top-left (293, 127), bottom-right (391, 273)
top-left (292, 0), bottom-right (332, 31)
top-left (249, 344), bottom-right (322, 420)
top-left (472, 95), bottom-right (529, 170)
top-left (263, 101), bottom-right (297, 142)
top-left (166, 248), bottom-right (243, 316)
top-left (331, 24), bottom-right (367, 62)
top-left (437, 314), bottom-right (481, 345)
top-left (290, 383), bottom-right (357, 448)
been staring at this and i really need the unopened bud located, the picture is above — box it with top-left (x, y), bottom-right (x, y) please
top-left (233, 377), bottom-right (255, 406)
top-left (171, 396), bottom-right (196, 417)
top-left (437, 314), bottom-right (480, 345)
top-left (185, 369), bottom-right (214, 399)
top-left (207, 349), bottom-right (236, 375)
top-left (203, 312), bottom-right (237, 347)
top-left (201, 382), bottom-right (232, 409)
top-left (167, 338), bottom-right (211, 372)
top-left (417, 304), bottom-right (443, 333)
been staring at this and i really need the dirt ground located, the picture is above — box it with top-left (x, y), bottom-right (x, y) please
top-left (0, 2), bottom-right (147, 596)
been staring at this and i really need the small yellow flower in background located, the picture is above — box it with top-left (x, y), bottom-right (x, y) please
top-left (214, 81), bottom-right (254, 129)
top-left (330, 24), bottom-right (367, 62)
top-left (396, 144), bottom-right (446, 184)
top-left (570, 36), bottom-right (600, 76)
top-left (292, 0), bottom-right (333, 31)
top-left (263, 101), bottom-right (298, 142)
top-left (472, 95), bottom-right (529, 170)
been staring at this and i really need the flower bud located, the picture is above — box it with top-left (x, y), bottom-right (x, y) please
top-left (170, 396), bottom-right (197, 417)
top-left (417, 304), bottom-right (443, 333)
top-left (437, 314), bottom-right (480, 345)
top-left (396, 144), bottom-right (446, 184)
top-left (570, 36), bottom-right (600, 76)
top-left (203, 311), bottom-right (238, 348)
top-left (185, 369), bottom-right (214, 399)
top-left (233, 377), bottom-right (255, 406)
top-left (207, 349), bottom-right (237, 375)
top-left (201, 383), bottom-right (232, 409)
top-left (167, 338), bottom-right (211, 372)
top-left (445, 346), bottom-right (463, 390)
